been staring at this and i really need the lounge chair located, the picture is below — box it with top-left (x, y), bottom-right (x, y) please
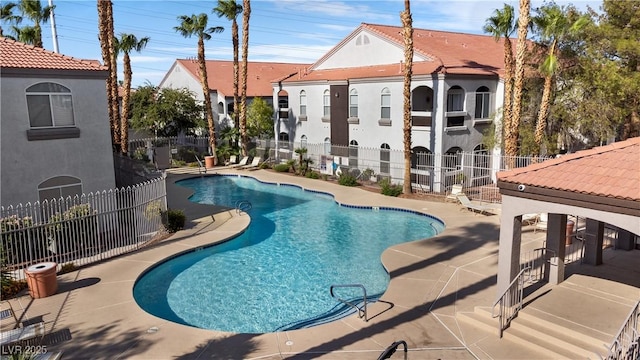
top-left (457, 194), bottom-right (501, 215)
top-left (225, 155), bottom-right (237, 166)
top-left (227, 156), bottom-right (249, 168)
top-left (0, 321), bottom-right (45, 347)
top-left (522, 213), bottom-right (540, 226)
top-left (239, 156), bottom-right (261, 170)
top-left (445, 184), bottom-right (464, 202)
top-left (534, 213), bottom-right (548, 233)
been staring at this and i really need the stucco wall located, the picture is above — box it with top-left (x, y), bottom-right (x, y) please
top-left (1, 75), bottom-right (115, 206)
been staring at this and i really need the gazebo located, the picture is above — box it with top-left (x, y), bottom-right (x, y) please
top-left (496, 137), bottom-right (640, 292)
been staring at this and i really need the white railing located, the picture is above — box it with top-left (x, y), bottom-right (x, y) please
top-left (0, 176), bottom-right (167, 280)
top-left (605, 301), bottom-right (640, 360)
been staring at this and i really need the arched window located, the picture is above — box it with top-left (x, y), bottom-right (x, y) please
top-left (323, 90), bottom-right (330, 118)
top-left (447, 85), bottom-right (464, 112)
top-left (444, 147), bottom-right (463, 169)
top-left (380, 143), bottom-right (391, 174)
top-left (411, 146), bottom-right (432, 169)
top-left (473, 144), bottom-right (490, 181)
top-left (217, 102), bottom-right (224, 114)
top-left (26, 82), bottom-right (74, 128)
top-left (324, 137), bottom-right (331, 154)
top-left (301, 135), bottom-right (307, 149)
top-left (349, 140), bottom-right (358, 168)
top-left (380, 88), bottom-right (391, 119)
top-left (349, 88), bottom-right (358, 118)
top-left (38, 176), bottom-right (82, 202)
top-left (299, 90), bottom-right (307, 116)
top-left (474, 86), bottom-right (491, 119)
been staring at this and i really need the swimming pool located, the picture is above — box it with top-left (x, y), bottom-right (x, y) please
top-left (134, 175), bottom-right (444, 333)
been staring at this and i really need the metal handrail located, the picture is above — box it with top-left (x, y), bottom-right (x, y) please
top-left (492, 267), bottom-right (530, 338)
top-left (194, 155), bottom-right (206, 174)
top-left (604, 300), bottom-right (640, 360)
top-left (330, 284), bottom-right (368, 322)
top-left (235, 200), bottom-right (252, 214)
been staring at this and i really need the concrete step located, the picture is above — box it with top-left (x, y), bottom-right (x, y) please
top-left (457, 306), bottom-right (604, 359)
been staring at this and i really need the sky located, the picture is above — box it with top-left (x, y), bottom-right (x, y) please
top-left (5, 0), bottom-right (602, 87)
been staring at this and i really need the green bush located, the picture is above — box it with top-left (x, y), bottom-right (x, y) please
top-left (380, 178), bottom-right (403, 197)
top-left (338, 173), bottom-right (359, 187)
top-left (162, 209), bottom-right (186, 233)
top-left (306, 171), bottom-right (320, 179)
top-left (273, 163), bottom-right (290, 172)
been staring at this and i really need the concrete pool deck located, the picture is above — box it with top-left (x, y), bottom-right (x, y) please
top-left (2, 168), bottom-right (636, 359)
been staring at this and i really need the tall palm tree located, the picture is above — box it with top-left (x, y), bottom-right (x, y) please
top-left (114, 33), bottom-right (150, 155)
top-left (13, 0), bottom-right (53, 47)
top-left (239, 0), bottom-right (251, 157)
top-left (1, 2), bottom-right (21, 37)
top-left (97, 0), bottom-right (119, 149)
top-left (483, 5), bottom-right (516, 154)
top-left (213, 0), bottom-right (243, 133)
top-left (175, 14), bottom-right (224, 163)
top-left (401, 0), bottom-right (413, 195)
top-left (507, 0), bottom-right (531, 160)
top-left (531, 4), bottom-right (588, 155)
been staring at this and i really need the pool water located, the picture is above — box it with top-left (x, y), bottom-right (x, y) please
top-left (134, 175), bottom-right (444, 333)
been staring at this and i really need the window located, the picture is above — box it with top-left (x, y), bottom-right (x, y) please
top-left (381, 88), bottom-right (391, 119)
top-left (349, 89), bottom-right (358, 118)
top-left (474, 86), bottom-right (490, 119)
top-left (444, 147), bottom-right (463, 170)
top-left (323, 90), bottom-right (330, 118)
top-left (279, 132), bottom-right (290, 149)
top-left (380, 143), bottom-right (391, 174)
top-left (299, 91), bottom-right (307, 116)
top-left (324, 137), bottom-right (331, 154)
top-left (349, 140), bottom-right (358, 168)
top-left (301, 135), bottom-right (307, 149)
top-left (217, 102), bottom-right (224, 114)
top-left (447, 116), bottom-right (465, 127)
top-left (447, 85), bottom-right (464, 112)
top-left (26, 82), bottom-right (74, 128)
top-left (38, 176), bottom-right (82, 202)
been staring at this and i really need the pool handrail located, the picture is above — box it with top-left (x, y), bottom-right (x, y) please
top-left (330, 284), bottom-right (368, 322)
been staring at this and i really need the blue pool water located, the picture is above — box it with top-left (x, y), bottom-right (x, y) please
top-left (134, 175), bottom-right (444, 333)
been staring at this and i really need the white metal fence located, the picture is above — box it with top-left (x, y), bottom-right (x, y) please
top-left (0, 176), bottom-right (167, 280)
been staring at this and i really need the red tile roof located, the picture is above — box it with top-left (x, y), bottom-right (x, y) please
top-left (287, 23), bottom-right (507, 83)
top-left (498, 137), bottom-right (640, 202)
top-left (0, 37), bottom-right (106, 71)
top-left (175, 60), bottom-right (309, 97)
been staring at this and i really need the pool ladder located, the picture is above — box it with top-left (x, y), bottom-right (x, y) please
top-left (329, 284), bottom-right (368, 322)
top-left (235, 200), bottom-right (252, 214)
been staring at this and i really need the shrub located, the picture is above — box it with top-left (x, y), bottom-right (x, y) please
top-left (338, 173), bottom-right (359, 187)
top-left (132, 147), bottom-right (150, 162)
top-left (273, 163), bottom-right (290, 172)
top-left (306, 171), bottom-right (320, 179)
top-left (380, 178), bottom-right (403, 197)
top-left (259, 162), bottom-right (271, 169)
top-left (162, 209), bottom-right (186, 233)
top-left (58, 262), bottom-right (78, 274)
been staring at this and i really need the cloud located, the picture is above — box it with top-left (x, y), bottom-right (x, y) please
top-left (267, 0), bottom-right (394, 22)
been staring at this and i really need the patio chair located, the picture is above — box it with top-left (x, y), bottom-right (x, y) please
top-left (457, 194), bottom-right (501, 215)
top-left (0, 321), bottom-right (45, 347)
top-left (227, 156), bottom-right (249, 168)
top-left (445, 184), bottom-right (464, 202)
top-left (534, 213), bottom-right (548, 233)
top-left (522, 213), bottom-right (540, 226)
top-left (239, 156), bottom-right (261, 170)
top-left (225, 155), bottom-right (237, 166)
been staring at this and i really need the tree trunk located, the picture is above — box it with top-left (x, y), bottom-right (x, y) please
top-left (506, 0), bottom-right (530, 164)
top-left (232, 20), bottom-right (240, 133)
top-left (198, 36), bottom-right (216, 163)
top-left (120, 53), bottom-right (132, 155)
top-left (534, 74), bottom-right (553, 155)
top-left (239, 0), bottom-right (251, 157)
top-left (502, 38), bottom-right (515, 147)
top-left (106, 0), bottom-right (120, 148)
top-left (401, 0), bottom-right (413, 195)
top-left (97, 0), bottom-right (116, 149)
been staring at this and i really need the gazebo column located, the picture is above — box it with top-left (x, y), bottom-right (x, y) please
top-left (584, 219), bottom-right (604, 265)
top-left (497, 211), bottom-right (523, 293)
top-left (545, 214), bottom-right (568, 284)
top-left (616, 228), bottom-right (635, 251)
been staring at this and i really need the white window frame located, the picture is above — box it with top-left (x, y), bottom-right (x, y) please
top-left (26, 82), bottom-right (75, 128)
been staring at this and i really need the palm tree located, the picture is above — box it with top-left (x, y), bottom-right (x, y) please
top-left (508, 0), bottom-right (531, 160)
top-left (175, 13), bottom-right (224, 163)
top-left (13, 0), bottom-right (53, 47)
top-left (239, 0), bottom-right (251, 157)
top-left (114, 33), bottom-right (150, 155)
top-left (531, 4), bottom-right (588, 155)
top-left (213, 0), bottom-right (243, 133)
top-left (483, 5), bottom-right (516, 155)
top-left (97, 0), bottom-right (119, 149)
top-left (1, 2), bottom-right (21, 38)
top-left (401, 0), bottom-right (413, 195)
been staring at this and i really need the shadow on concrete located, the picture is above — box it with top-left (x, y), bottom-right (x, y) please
top-left (174, 333), bottom-right (260, 360)
top-left (56, 277), bottom-right (101, 293)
